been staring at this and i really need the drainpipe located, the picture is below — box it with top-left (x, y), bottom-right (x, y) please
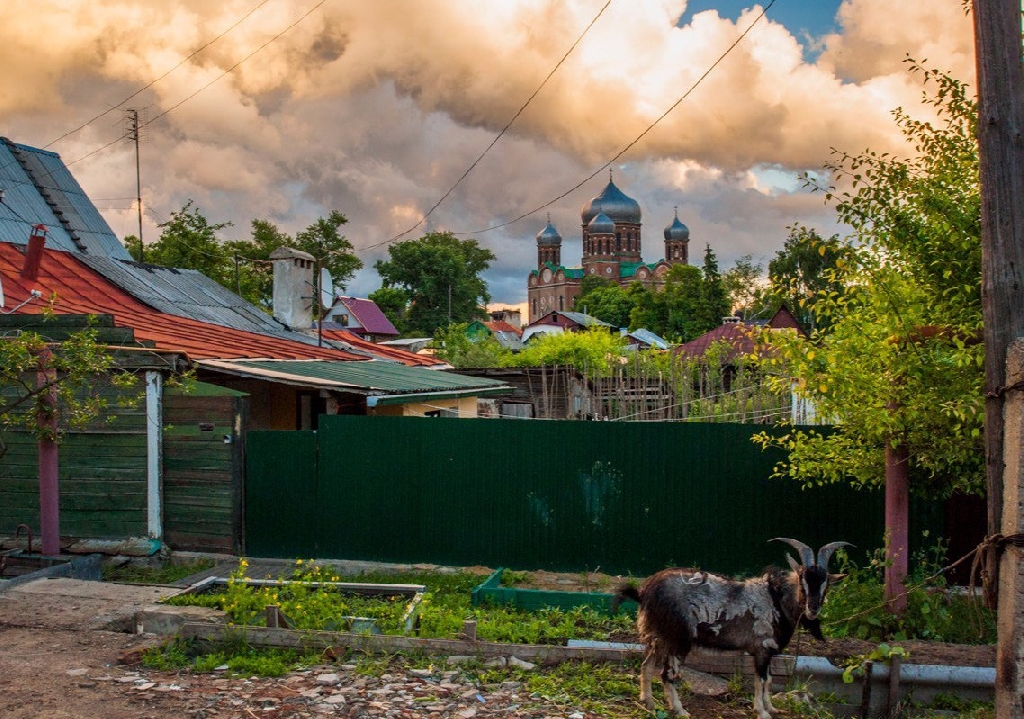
top-left (36, 348), bottom-right (60, 556)
top-left (145, 371), bottom-right (163, 540)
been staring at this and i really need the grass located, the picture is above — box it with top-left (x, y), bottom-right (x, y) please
top-left (163, 559), bottom-right (636, 643)
top-left (102, 557), bottom-right (215, 585)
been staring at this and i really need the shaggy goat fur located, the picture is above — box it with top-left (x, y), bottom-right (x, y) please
top-left (615, 540), bottom-right (847, 719)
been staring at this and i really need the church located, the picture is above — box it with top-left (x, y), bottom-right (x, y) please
top-left (527, 177), bottom-right (690, 322)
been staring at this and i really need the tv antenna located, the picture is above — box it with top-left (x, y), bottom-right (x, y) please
top-left (124, 108), bottom-right (149, 260)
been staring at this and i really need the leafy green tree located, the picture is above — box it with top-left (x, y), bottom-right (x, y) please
top-left (662, 263), bottom-right (706, 341)
top-left (722, 254), bottom-right (768, 320)
top-left (628, 283), bottom-right (665, 334)
top-left (697, 244), bottom-right (730, 330)
top-left (766, 226), bottom-right (851, 332)
top-left (222, 219), bottom-right (291, 308)
top-left (754, 66), bottom-right (982, 609)
top-left (137, 200), bottom-right (233, 287)
top-left (0, 323), bottom-right (139, 451)
top-left (575, 279), bottom-right (634, 328)
top-left (511, 329), bottom-right (626, 374)
top-left (432, 323), bottom-right (510, 368)
top-left (374, 232), bottom-right (495, 336)
top-left (293, 210), bottom-right (363, 291)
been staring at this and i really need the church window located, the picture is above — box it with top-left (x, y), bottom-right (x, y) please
top-left (558, 295), bottom-right (564, 310)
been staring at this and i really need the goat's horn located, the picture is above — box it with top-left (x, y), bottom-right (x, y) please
top-left (817, 542), bottom-right (854, 568)
top-left (770, 537), bottom-right (815, 567)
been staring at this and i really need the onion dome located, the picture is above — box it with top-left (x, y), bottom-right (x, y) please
top-left (587, 211), bottom-right (616, 235)
top-left (581, 179), bottom-right (642, 225)
top-left (664, 212), bottom-right (690, 241)
top-left (536, 219), bottom-right (562, 246)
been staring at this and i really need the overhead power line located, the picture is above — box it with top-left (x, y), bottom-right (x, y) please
top-left (360, 0), bottom-right (614, 252)
top-left (455, 0), bottom-right (777, 239)
top-left (43, 0), bottom-right (274, 151)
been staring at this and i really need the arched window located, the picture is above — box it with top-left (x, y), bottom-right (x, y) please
top-left (558, 295), bottom-right (564, 310)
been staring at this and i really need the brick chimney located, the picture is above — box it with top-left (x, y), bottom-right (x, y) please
top-left (270, 246), bottom-right (315, 329)
top-left (21, 224), bottom-right (48, 281)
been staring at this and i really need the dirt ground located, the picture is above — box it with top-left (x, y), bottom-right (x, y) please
top-left (0, 566), bottom-right (996, 719)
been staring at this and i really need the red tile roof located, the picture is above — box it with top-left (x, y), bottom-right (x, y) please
top-left (485, 320), bottom-right (522, 336)
top-left (673, 307), bottom-right (804, 361)
top-left (0, 243), bottom-right (364, 361)
top-left (318, 328), bottom-right (445, 367)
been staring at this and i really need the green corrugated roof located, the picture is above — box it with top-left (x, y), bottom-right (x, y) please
top-left (197, 358), bottom-right (509, 396)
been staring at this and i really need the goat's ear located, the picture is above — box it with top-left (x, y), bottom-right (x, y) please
top-left (786, 554), bottom-right (801, 572)
top-left (829, 573), bottom-right (848, 585)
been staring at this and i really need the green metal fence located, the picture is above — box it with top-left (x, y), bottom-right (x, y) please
top-left (245, 416), bottom-right (943, 576)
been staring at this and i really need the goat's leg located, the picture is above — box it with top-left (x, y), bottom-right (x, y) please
top-left (661, 654), bottom-right (689, 717)
top-left (639, 650), bottom-right (660, 711)
top-left (752, 659), bottom-right (774, 719)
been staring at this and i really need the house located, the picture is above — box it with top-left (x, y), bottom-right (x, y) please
top-left (0, 138), bottom-right (510, 555)
top-left (622, 328), bottom-right (670, 351)
top-left (520, 310), bottom-right (614, 344)
top-left (322, 295), bottom-right (400, 342)
top-left (466, 319), bottom-right (523, 351)
top-left (673, 306), bottom-right (804, 362)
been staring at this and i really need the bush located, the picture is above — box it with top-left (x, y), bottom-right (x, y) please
top-left (821, 539), bottom-right (995, 644)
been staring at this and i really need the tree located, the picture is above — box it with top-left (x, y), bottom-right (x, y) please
top-left (697, 244), bottom-right (730, 330)
top-left (0, 324), bottom-right (138, 445)
top-left (374, 232), bottom-right (495, 336)
top-left (722, 254), bottom-right (767, 320)
top-left (293, 210), bottom-right (362, 291)
top-left (135, 200), bottom-right (234, 287)
top-left (575, 279), bottom-right (634, 328)
top-left (766, 226), bottom-right (851, 332)
top-left (755, 66), bottom-right (983, 611)
top-left (511, 329), bottom-right (626, 375)
top-left (432, 323), bottom-right (510, 368)
top-left (223, 219), bottom-right (292, 308)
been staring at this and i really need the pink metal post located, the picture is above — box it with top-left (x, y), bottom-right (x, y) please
top-left (37, 349), bottom-right (60, 556)
top-left (884, 440), bottom-right (909, 613)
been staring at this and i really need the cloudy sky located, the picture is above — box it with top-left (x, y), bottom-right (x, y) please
top-left (0, 0), bottom-right (975, 308)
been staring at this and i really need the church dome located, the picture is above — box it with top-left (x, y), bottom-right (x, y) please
top-left (587, 211), bottom-right (616, 235)
top-left (664, 213), bottom-right (690, 241)
top-left (581, 179), bottom-right (642, 225)
top-left (536, 220), bottom-right (562, 246)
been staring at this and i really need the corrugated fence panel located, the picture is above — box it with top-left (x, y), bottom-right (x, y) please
top-left (245, 430), bottom-right (318, 558)
top-left (245, 417), bottom-right (944, 576)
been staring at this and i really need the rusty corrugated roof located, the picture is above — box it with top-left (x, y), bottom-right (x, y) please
top-left (0, 243), bottom-right (364, 361)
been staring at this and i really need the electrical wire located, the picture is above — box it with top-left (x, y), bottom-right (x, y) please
top-left (360, 0), bottom-right (614, 252)
top-left (450, 0), bottom-right (777, 239)
top-left (43, 0), bottom-right (274, 151)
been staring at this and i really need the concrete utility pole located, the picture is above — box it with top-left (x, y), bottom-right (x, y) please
top-left (972, 1), bottom-right (1024, 716)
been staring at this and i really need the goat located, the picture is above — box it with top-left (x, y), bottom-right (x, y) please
top-left (614, 538), bottom-right (850, 719)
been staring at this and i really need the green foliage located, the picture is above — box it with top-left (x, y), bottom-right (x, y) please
top-left (432, 322), bottom-right (510, 368)
top-left (755, 66), bottom-right (984, 498)
top-left (135, 200), bottom-right (234, 287)
top-left (103, 557), bottom-right (215, 584)
top-left (841, 643), bottom-right (909, 684)
top-left (0, 320), bottom-right (141, 446)
top-left (166, 561), bottom-right (635, 645)
top-left (765, 226), bottom-right (850, 333)
top-left (374, 232), bottom-right (495, 335)
top-left (133, 203), bottom-right (361, 311)
top-left (576, 279), bottom-right (635, 328)
top-left (722, 254), bottom-right (768, 321)
top-left (511, 329), bottom-right (627, 374)
top-left (697, 244), bottom-right (730, 330)
top-left (141, 637), bottom-right (318, 677)
top-left (821, 540), bottom-right (995, 644)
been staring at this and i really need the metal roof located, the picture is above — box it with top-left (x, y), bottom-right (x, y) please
top-left (0, 138), bottom-right (131, 259)
top-left (76, 255), bottom-right (309, 339)
top-left (197, 358), bottom-right (511, 403)
top-left (0, 243), bottom-right (363, 361)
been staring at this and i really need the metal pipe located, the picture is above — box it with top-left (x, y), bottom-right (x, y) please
top-left (14, 524), bottom-right (33, 554)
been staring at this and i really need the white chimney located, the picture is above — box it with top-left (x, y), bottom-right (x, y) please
top-left (270, 247), bottom-right (315, 329)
